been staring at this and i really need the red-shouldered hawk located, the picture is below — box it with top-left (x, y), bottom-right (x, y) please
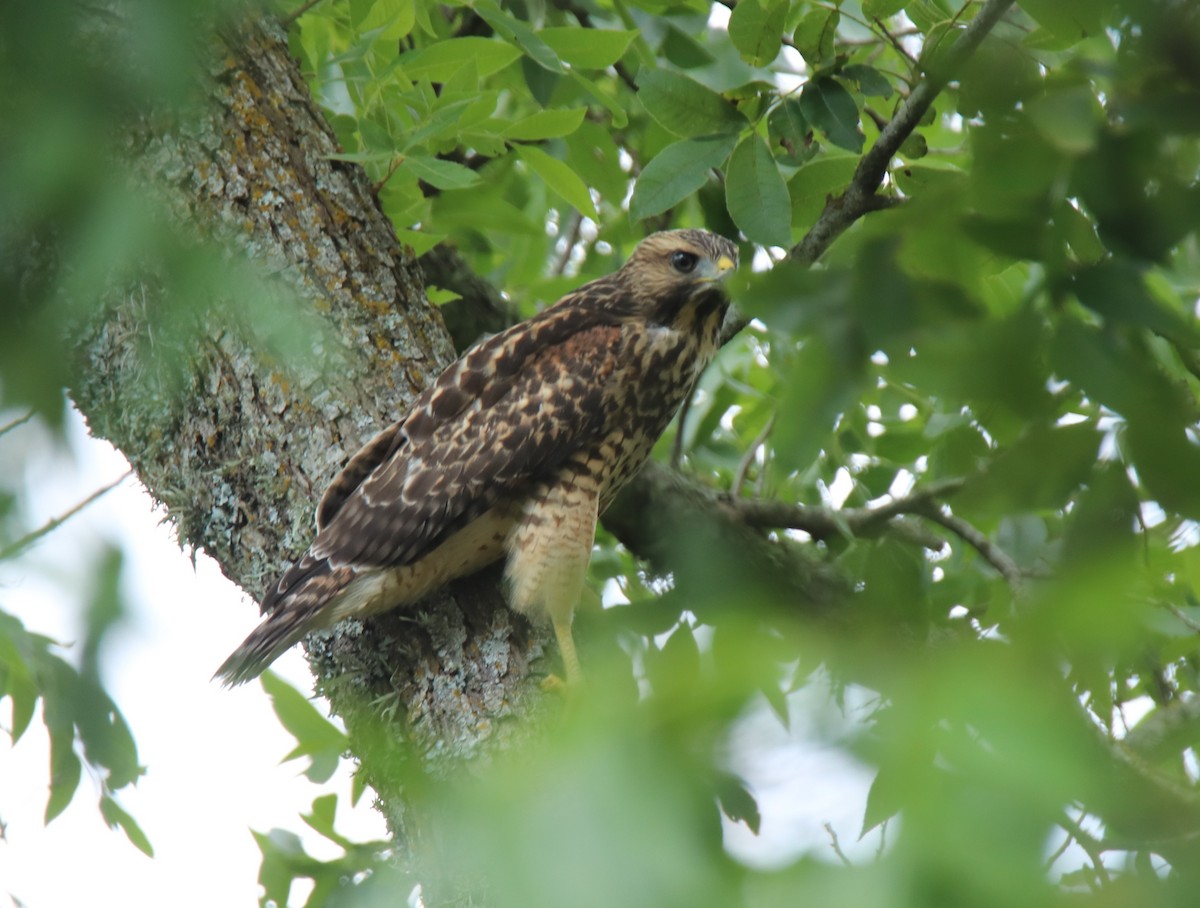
top-left (216, 229), bottom-right (738, 686)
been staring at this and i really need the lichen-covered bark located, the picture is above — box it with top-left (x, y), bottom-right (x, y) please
top-left (64, 13), bottom-right (551, 833)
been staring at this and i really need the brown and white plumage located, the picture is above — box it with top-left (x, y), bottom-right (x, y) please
top-left (215, 229), bottom-right (738, 686)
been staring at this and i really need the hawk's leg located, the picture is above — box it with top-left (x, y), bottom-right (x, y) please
top-left (505, 474), bottom-right (600, 685)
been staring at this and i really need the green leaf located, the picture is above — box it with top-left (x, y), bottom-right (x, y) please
top-left (354, 0), bottom-right (416, 40)
top-left (792, 7), bottom-right (840, 67)
top-left (638, 69), bottom-right (745, 138)
top-left (646, 621), bottom-right (701, 698)
top-left (398, 38), bottom-right (523, 82)
top-left (772, 337), bottom-right (867, 476)
top-left (261, 671), bottom-right (349, 784)
top-left (728, 0), bottom-right (787, 67)
top-left (425, 286), bottom-right (462, 305)
top-left (502, 108), bottom-right (587, 141)
top-left (789, 154), bottom-right (858, 227)
top-left (400, 98), bottom-right (482, 151)
top-left (955, 423), bottom-right (1101, 520)
top-left (473, 0), bottom-right (564, 73)
top-left (538, 27), bottom-right (637, 69)
top-left (394, 228), bottom-right (446, 256)
top-left (662, 25), bottom-right (716, 68)
top-left (567, 70), bottom-right (629, 129)
top-left (567, 119), bottom-right (628, 204)
top-left (0, 613), bottom-right (39, 743)
top-left (302, 794), bottom-right (356, 849)
top-left (45, 742), bottom-right (81, 823)
top-left (799, 77), bottom-right (863, 153)
top-left (630, 133), bottom-right (738, 220)
top-left (767, 99), bottom-right (815, 166)
top-left (1056, 201), bottom-right (1105, 265)
top-left (1019, 0), bottom-right (1104, 40)
top-left (1073, 261), bottom-right (1199, 344)
top-left (862, 763), bottom-right (904, 835)
top-left (726, 133), bottom-right (792, 247)
top-left (715, 773), bottom-right (762, 834)
top-left (515, 144), bottom-right (599, 219)
top-left (1027, 85), bottom-right (1101, 154)
top-left (862, 0), bottom-right (905, 16)
top-left (100, 795), bottom-right (155, 857)
top-left (1051, 320), bottom-right (1196, 428)
top-left (400, 154), bottom-right (481, 190)
top-left (1126, 420), bottom-right (1200, 521)
top-left (841, 64), bottom-right (893, 99)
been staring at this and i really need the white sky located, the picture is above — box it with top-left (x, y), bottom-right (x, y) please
top-left (0, 405), bottom-right (878, 907)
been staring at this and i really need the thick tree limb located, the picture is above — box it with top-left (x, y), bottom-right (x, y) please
top-left (63, 15), bottom-right (550, 834)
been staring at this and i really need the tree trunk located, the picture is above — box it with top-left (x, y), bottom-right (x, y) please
top-left (64, 14), bottom-right (551, 834)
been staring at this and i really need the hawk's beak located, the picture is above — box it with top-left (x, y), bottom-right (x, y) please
top-left (698, 254), bottom-right (737, 283)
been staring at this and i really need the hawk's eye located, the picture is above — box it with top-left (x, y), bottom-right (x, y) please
top-left (670, 251), bottom-right (699, 274)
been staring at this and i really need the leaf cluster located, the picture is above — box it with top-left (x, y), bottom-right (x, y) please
top-left (280, 0), bottom-right (1200, 905)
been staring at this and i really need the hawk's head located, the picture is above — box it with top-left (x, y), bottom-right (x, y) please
top-left (617, 229), bottom-right (738, 328)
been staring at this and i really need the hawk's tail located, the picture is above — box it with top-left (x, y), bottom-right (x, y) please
top-left (213, 557), bottom-right (353, 686)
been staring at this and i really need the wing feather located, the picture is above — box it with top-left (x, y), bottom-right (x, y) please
top-left (306, 294), bottom-right (626, 573)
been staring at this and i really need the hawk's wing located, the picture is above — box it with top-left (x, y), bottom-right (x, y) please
top-left (308, 299), bottom-right (624, 575)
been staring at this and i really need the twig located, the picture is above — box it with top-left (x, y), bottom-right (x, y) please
top-left (1054, 813), bottom-right (1111, 884)
top-left (552, 211), bottom-right (584, 277)
top-left (1167, 602), bottom-right (1200, 634)
top-left (917, 505), bottom-right (1024, 591)
top-left (872, 15), bottom-right (919, 66)
top-left (790, 0), bottom-right (1017, 266)
top-left (671, 380), bottom-right (698, 469)
top-left (281, 0), bottom-right (326, 28)
top-left (823, 822), bottom-right (853, 866)
top-left (371, 156), bottom-right (404, 196)
top-left (732, 414), bottom-right (774, 497)
top-left (0, 410), bottom-right (35, 439)
top-left (0, 469), bottom-right (134, 561)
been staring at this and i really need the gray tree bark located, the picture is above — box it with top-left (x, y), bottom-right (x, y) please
top-left (64, 14), bottom-right (552, 833)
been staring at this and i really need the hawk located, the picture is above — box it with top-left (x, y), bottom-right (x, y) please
top-left (216, 229), bottom-right (738, 686)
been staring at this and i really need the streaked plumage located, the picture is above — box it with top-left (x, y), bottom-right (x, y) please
top-left (216, 229), bottom-right (738, 686)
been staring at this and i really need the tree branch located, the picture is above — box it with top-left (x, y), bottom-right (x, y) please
top-left (725, 477), bottom-right (964, 551)
top-left (0, 469), bottom-right (133, 562)
top-left (790, 0), bottom-right (1018, 266)
top-left (916, 504), bottom-right (1025, 590)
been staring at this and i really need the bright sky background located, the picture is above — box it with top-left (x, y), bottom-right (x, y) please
top-left (0, 404), bottom-right (878, 908)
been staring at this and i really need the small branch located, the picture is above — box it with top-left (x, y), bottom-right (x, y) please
top-left (732, 415), bottom-right (774, 498)
top-left (823, 822), bottom-right (854, 866)
top-left (670, 382), bottom-right (697, 469)
top-left (1166, 602), bottom-right (1200, 633)
top-left (552, 212), bottom-right (584, 277)
top-left (1054, 813), bottom-right (1111, 884)
top-left (872, 16), bottom-right (919, 67)
top-left (728, 477), bottom-right (965, 549)
top-left (281, 0), bottom-right (326, 28)
top-left (0, 469), bottom-right (134, 561)
top-left (917, 505), bottom-right (1024, 591)
top-left (0, 410), bottom-right (35, 439)
top-left (790, 0), bottom-right (1017, 266)
top-left (371, 156), bottom-right (404, 196)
